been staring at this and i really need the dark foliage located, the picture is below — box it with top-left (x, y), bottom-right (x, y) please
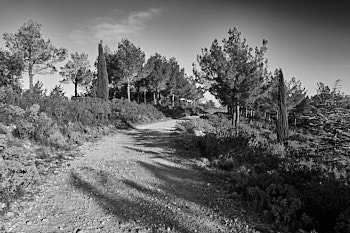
top-left (95, 41), bottom-right (109, 100)
top-left (176, 115), bottom-right (350, 232)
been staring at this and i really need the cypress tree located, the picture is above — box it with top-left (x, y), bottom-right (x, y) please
top-left (276, 69), bottom-right (288, 144)
top-left (96, 40), bottom-right (109, 100)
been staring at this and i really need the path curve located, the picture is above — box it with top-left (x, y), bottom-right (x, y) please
top-left (2, 118), bottom-right (262, 233)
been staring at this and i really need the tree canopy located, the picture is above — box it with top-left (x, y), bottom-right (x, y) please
top-left (3, 19), bottom-right (67, 92)
top-left (114, 39), bottom-right (145, 102)
top-left (60, 52), bottom-right (92, 97)
top-left (195, 27), bottom-right (268, 125)
top-left (0, 49), bottom-right (23, 91)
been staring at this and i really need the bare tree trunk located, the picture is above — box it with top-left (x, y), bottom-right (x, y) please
top-left (74, 80), bottom-right (78, 97)
top-left (29, 63), bottom-right (34, 93)
top-left (231, 105), bottom-right (234, 126)
top-left (158, 92), bottom-right (161, 105)
top-left (235, 104), bottom-right (240, 128)
top-left (127, 82), bottom-right (131, 102)
top-left (153, 92), bottom-right (157, 105)
top-left (172, 93), bottom-right (175, 108)
top-left (144, 90), bottom-right (147, 104)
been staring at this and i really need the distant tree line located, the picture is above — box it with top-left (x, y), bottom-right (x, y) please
top-left (0, 19), bottom-right (203, 106)
top-left (103, 39), bottom-right (203, 105)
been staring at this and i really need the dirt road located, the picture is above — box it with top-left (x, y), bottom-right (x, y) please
top-left (2, 118), bottom-right (262, 233)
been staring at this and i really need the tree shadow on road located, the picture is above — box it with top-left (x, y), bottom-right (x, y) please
top-left (122, 127), bottom-right (272, 232)
top-left (69, 168), bottom-right (215, 232)
top-left (124, 129), bottom-right (175, 152)
top-left (124, 128), bottom-right (201, 161)
top-left (69, 126), bottom-right (271, 232)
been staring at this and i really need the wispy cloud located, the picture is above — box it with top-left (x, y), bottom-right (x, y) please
top-left (69, 29), bottom-right (89, 44)
top-left (69, 8), bottom-right (161, 43)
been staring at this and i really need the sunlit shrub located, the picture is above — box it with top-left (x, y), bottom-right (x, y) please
top-left (0, 158), bottom-right (39, 207)
top-left (12, 104), bottom-right (56, 143)
top-left (47, 130), bottom-right (69, 149)
top-left (111, 98), bottom-right (164, 124)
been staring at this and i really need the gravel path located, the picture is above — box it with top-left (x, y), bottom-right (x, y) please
top-left (2, 118), bottom-right (264, 233)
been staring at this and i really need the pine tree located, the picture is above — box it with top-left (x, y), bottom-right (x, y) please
top-left (195, 28), bottom-right (268, 127)
top-left (276, 69), bottom-right (288, 144)
top-left (96, 41), bottom-right (109, 100)
top-left (3, 19), bottom-right (67, 92)
top-left (59, 52), bottom-right (92, 97)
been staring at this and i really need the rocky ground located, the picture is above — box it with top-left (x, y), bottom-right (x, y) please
top-left (1, 118), bottom-right (272, 233)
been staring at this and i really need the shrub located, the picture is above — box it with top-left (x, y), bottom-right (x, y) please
top-left (12, 104), bottom-right (56, 144)
top-left (0, 158), bottom-right (39, 208)
top-left (298, 177), bottom-right (350, 232)
top-left (111, 99), bottom-right (165, 124)
top-left (174, 116), bottom-right (350, 232)
top-left (47, 130), bottom-right (69, 149)
top-left (157, 105), bottom-right (186, 119)
top-left (335, 207), bottom-right (350, 233)
top-left (0, 86), bottom-right (20, 106)
top-left (241, 172), bottom-right (303, 230)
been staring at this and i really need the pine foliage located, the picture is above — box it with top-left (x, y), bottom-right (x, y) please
top-left (276, 69), bottom-right (288, 144)
top-left (96, 41), bottom-right (109, 100)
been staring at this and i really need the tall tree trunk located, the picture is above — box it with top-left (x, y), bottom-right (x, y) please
top-left (29, 63), bottom-right (33, 93)
top-left (158, 92), bottom-right (161, 105)
top-left (144, 90), bottom-right (147, 104)
top-left (74, 80), bottom-right (78, 97)
top-left (231, 105), bottom-right (234, 126)
top-left (153, 92), bottom-right (157, 105)
top-left (172, 93), bottom-right (175, 108)
top-left (235, 104), bottom-right (240, 128)
top-left (127, 82), bottom-right (131, 102)
top-left (276, 69), bottom-right (289, 144)
top-left (136, 85), bottom-right (140, 104)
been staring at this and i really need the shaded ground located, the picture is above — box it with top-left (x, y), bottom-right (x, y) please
top-left (1, 118), bottom-right (269, 233)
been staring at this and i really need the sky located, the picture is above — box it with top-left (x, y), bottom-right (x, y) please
top-left (0, 0), bottom-right (349, 98)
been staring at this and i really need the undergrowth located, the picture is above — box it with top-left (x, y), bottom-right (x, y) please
top-left (175, 115), bottom-right (350, 233)
top-left (0, 86), bottom-right (166, 212)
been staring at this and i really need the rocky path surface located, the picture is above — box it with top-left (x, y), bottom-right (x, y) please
top-left (2, 118), bottom-right (264, 233)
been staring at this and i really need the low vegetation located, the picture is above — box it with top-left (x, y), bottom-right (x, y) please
top-left (175, 110), bottom-right (350, 233)
top-left (0, 85), bottom-right (166, 214)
